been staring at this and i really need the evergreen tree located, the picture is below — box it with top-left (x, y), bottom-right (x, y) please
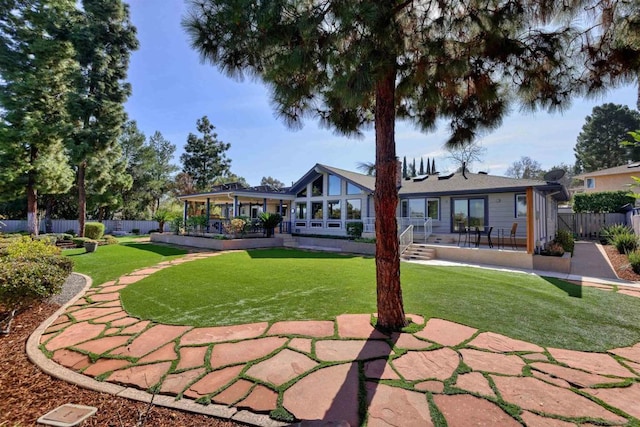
top-left (118, 121), bottom-right (153, 219)
top-left (181, 116), bottom-right (231, 191)
top-left (426, 158), bottom-right (431, 175)
top-left (185, 0), bottom-right (635, 330)
top-left (260, 176), bottom-right (286, 190)
top-left (67, 0), bottom-right (138, 235)
top-left (432, 159), bottom-right (436, 175)
top-left (148, 131), bottom-right (177, 213)
top-left (419, 158), bottom-right (424, 175)
top-left (411, 158), bottom-right (416, 177)
top-left (402, 156), bottom-right (407, 179)
top-left (574, 103), bottom-right (640, 173)
top-left (0, 0), bottom-right (77, 234)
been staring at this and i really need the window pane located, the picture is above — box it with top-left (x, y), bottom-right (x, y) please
top-left (516, 194), bottom-right (527, 217)
top-left (296, 203), bottom-right (307, 219)
top-left (347, 199), bottom-right (361, 219)
top-left (328, 174), bottom-right (341, 195)
top-left (328, 200), bottom-right (341, 219)
top-left (347, 182), bottom-right (362, 195)
top-left (297, 187), bottom-right (307, 197)
top-left (427, 199), bottom-right (439, 220)
top-left (312, 176), bottom-right (323, 196)
top-left (409, 199), bottom-right (425, 218)
top-left (453, 199), bottom-right (468, 231)
top-left (312, 201), bottom-right (323, 219)
top-left (469, 199), bottom-right (485, 228)
top-left (586, 178), bottom-right (595, 189)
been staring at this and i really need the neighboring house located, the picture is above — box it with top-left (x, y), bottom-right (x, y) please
top-left (178, 163), bottom-right (569, 254)
top-left (574, 163), bottom-right (640, 195)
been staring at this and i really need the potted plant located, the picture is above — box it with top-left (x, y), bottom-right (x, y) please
top-left (259, 212), bottom-right (282, 238)
top-left (84, 239), bottom-right (98, 253)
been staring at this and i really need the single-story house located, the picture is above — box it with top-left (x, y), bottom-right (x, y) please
top-left (574, 163), bottom-right (640, 195)
top-left (178, 163), bottom-right (569, 254)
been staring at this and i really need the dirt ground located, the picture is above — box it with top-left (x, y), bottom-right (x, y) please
top-left (0, 303), bottom-right (243, 427)
top-left (603, 244), bottom-right (640, 282)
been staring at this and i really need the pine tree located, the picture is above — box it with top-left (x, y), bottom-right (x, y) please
top-left (426, 158), bottom-right (431, 175)
top-left (419, 158), bottom-right (424, 175)
top-left (402, 156), bottom-right (407, 179)
top-left (432, 159), bottom-right (436, 175)
top-left (185, 0), bottom-right (634, 331)
top-left (67, 0), bottom-right (138, 235)
top-left (0, 0), bottom-right (77, 234)
top-left (411, 159), bottom-right (417, 177)
top-left (181, 116), bottom-right (231, 191)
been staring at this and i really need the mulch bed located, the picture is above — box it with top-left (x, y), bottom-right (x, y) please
top-left (0, 303), bottom-right (243, 427)
top-left (602, 244), bottom-right (640, 282)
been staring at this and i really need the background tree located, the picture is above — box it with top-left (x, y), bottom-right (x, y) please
top-left (147, 131), bottom-right (177, 214)
top-left (67, 0), bottom-right (138, 235)
top-left (185, 0), bottom-right (632, 331)
top-left (410, 159), bottom-right (416, 178)
top-left (0, 0), bottom-right (77, 234)
top-left (260, 176), bottom-right (286, 190)
top-left (543, 163), bottom-right (576, 188)
top-left (118, 121), bottom-right (153, 219)
top-left (172, 172), bottom-right (196, 196)
top-left (402, 157), bottom-right (408, 179)
top-left (180, 116), bottom-right (231, 191)
top-left (446, 140), bottom-right (487, 173)
top-left (211, 172), bottom-right (248, 188)
top-left (505, 156), bottom-right (544, 179)
top-left (574, 103), bottom-right (640, 173)
top-left (356, 162), bottom-right (376, 176)
top-left (419, 158), bottom-right (424, 175)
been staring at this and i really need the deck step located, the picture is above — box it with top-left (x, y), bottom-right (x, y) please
top-left (401, 244), bottom-right (436, 261)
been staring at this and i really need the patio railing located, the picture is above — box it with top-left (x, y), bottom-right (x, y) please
top-left (362, 217), bottom-right (432, 243)
top-left (399, 225), bottom-right (414, 254)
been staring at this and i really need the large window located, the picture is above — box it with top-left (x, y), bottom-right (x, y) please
top-left (297, 187), bottom-right (307, 198)
top-left (347, 182), bottom-right (362, 195)
top-left (586, 178), bottom-right (595, 189)
top-left (346, 199), bottom-right (362, 219)
top-left (328, 174), bottom-right (341, 195)
top-left (312, 176), bottom-right (323, 196)
top-left (312, 201), bottom-right (323, 219)
top-left (515, 194), bottom-right (527, 218)
top-left (452, 197), bottom-right (486, 231)
top-left (327, 200), bottom-right (341, 219)
top-left (296, 202), bottom-right (307, 220)
top-left (402, 198), bottom-right (439, 220)
top-left (427, 199), bottom-right (439, 220)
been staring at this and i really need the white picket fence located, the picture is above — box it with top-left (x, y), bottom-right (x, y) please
top-left (0, 219), bottom-right (168, 234)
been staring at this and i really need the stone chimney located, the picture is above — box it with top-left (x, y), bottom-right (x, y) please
top-left (396, 157), bottom-right (402, 189)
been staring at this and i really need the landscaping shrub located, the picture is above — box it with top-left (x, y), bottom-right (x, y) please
top-left (544, 242), bottom-right (565, 256)
top-left (600, 223), bottom-right (633, 245)
top-left (102, 234), bottom-right (118, 245)
top-left (33, 234), bottom-right (58, 245)
top-left (628, 250), bottom-right (640, 274)
top-left (346, 222), bottom-right (364, 239)
top-left (554, 229), bottom-right (574, 254)
top-left (612, 232), bottom-right (638, 254)
top-left (64, 229), bottom-right (77, 236)
top-left (84, 222), bottom-right (105, 240)
top-left (224, 217), bottom-right (247, 236)
top-left (170, 217), bottom-right (184, 234)
top-left (4, 236), bottom-right (61, 258)
top-left (131, 228), bottom-right (140, 235)
top-left (573, 191), bottom-right (636, 213)
top-left (258, 212), bottom-right (282, 237)
top-left (72, 237), bottom-right (92, 248)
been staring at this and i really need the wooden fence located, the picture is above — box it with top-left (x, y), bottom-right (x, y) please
top-left (557, 213), bottom-right (626, 239)
top-left (0, 219), bottom-right (167, 234)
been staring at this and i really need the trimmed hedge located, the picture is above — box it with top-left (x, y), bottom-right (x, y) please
top-left (84, 222), bottom-right (105, 240)
top-left (573, 191), bottom-right (635, 213)
top-left (0, 259), bottom-right (67, 311)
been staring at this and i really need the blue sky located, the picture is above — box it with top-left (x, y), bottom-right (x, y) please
top-left (124, 1), bottom-right (638, 187)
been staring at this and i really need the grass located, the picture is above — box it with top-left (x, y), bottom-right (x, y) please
top-left (120, 248), bottom-right (640, 352)
top-left (65, 242), bottom-right (187, 286)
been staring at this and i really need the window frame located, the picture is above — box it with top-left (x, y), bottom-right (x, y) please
top-left (451, 196), bottom-right (488, 232)
top-left (328, 174), bottom-right (341, 196)
top-left (515, 194), bottom-right (527, 218)
top-left (346, 198), bottom-right (362, 220)
top-left (327, 200), bottom-right (341, 220)
top-left (586, 177), bottom-right (595, 189)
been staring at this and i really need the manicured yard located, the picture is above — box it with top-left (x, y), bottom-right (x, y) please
top-left (120, 248), bottom-right (640, 352)
top-left (65, 242), bottom-right (187, 286)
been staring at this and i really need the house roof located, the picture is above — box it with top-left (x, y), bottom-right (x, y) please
top-left (574, 163), bottom-right (640, 179)
top-left (288, 164), bottom-right (376, 194)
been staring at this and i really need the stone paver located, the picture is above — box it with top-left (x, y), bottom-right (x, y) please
top-left (366, 383), bottom-right (432, 427)
top-left (521, 411), bottom-right (576, 427)
top-left (531, 370), bottom-right (571, 389)
top-left (315, 339), bottom-right (392, 362)
top-left (392, 348), bottom-right (459, 381)
top-left (521, 353), bottom-right (549, 362)
top-left (83, 358), bottom-right (130, 377)
top-left (610, 342), bottom-right (640, 364)
top-left (283, 363), bottom-right (360, 427)
top-left (548, 348), bottom-right (635, 378)
top-left (583, 382), bottom-right (640, 419)
top-left (391, 333), bottom-right (432, 350)
top-left (212, 379), bottom-right (253, 405)
top-left (120, 321), bottom-right (150, 335)
top-left (245, 349), bottom-right (318, 386)
top-left (210, 337), bottom-right (287, 368)
top-left (117, 275), bottom-right (146, 285)
top-left (288, 338), bottom-right (312, 354)
top-left (160, 368), bottom-right (206, 395)
top-left (531, 362), bottom-right (622, 387)
top-left (73, 335), bottom-right (131, 355)
top-left (138, 342), bottom-right (178, 363)
top-left (108, 361), bottom-right (173, 389)
top-left (453, 372), bottom-right (496, 397)
top-left (468, 332), bottom-right (544, 353)
top-left (237, 385), bottom-right (278, 413)
top-left (185, 365), bottom-right (244, 399)
top-left (414, 380), bottom-right (444, 393)
top-left (180, 323), bottom-right (269, 345)
top-left (43, 322), bottom-right (105, 351)
top-left (460, 348), bottom-right (525, 375)
top-left (415, 318), bottom-right (477, 346)
top-left (52, 349), bottom-right (91, 370)
top-left (111, 324), bottom-right (190, 358)
top-left (433, 394), bottom-right (520, 427)
top-left (176, 346), bottom-right (208, 371)
top-left (268, 320), bottom-right (334, 337)
top-left (364, 359), bottom-right (400, 380)
top-left (492, 376), bottom-right (627, 423)
top-left (336, 314), bottom-right (388, 339)
top-left (68, 307), bottom-right (121, 322)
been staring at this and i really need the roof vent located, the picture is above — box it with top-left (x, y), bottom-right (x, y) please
top-left (438, 173), bottom-right (455, 180)
top-left (478, 171), bottom-right (488, 175)
top-left (413, 175), bottom-right (428, 182)
top-left (627, 162), bottom-right (640, 168)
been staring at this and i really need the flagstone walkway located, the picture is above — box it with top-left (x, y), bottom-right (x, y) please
top-left (33, 252), bottom-right (640, 426)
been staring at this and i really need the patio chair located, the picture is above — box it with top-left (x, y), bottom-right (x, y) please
top-left (486, 226), bottom-right (494, 248)
top-left (509, 222), bottom-right (518, 250)
top-left (474, 227), bottom-right (481, 247)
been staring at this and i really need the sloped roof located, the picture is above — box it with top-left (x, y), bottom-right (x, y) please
top-left (575, 163), bottom-right (640, 179)
top-left (318, 164), bottom-right (376, 191)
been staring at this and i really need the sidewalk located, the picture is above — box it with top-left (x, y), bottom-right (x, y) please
top-left (27, 252), bottom-right (640, 427)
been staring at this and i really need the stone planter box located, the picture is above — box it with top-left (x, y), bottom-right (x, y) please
top-left (151, 233), bottom-right (283, 251)
top-left (532, 252), bottom-right (572, 274)
top-left (84, 241), bottom-right (98, 253)
top-left (295, 236), bottom-right (375, 255)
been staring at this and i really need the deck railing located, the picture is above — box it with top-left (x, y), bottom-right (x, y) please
top-left (399, 225), bottom-right (414, 254)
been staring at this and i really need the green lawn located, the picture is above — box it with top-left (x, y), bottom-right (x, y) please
top-left (120, 248), bottom-right (640, 352)
top-left (65, 242), bottom-right (187, 286)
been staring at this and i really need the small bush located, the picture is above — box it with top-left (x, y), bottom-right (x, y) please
top-left (64, 229), bottom-right (77, 237)
top-left (554, 229), bottom-right (574, 254)
top-left (131, 228), bottom-right (140, 235)
top-left (0, 258), bottom-right (67, 312)
top-left (612, 232), bottom-right (638, 254)
top-left (346, 222), bottom-right (364, 239)
top-left (628, 250), bottom-right (640, 274)
top-left (84, 222), bottom-right (105, 240)
top-left (170, 217), bottom-right (184, 234)
top-left (600, 223), bottom-right (633, 245)
top-left (3, 236), bottom-right (61, 258)
top-left (33, 234), bottom-right (58, 245)
top-left (102, 234), bottom-right (118, 245)
top-left (72, 237), bottom-right (92, 248)
top-left (545, 242), bottom-right (565, 256)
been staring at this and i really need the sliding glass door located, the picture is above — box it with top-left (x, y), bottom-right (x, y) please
top-left (452, 197), bottom-right (487, 231)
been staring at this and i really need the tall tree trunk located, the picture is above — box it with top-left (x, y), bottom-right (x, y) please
top-left (27, 147), bottom-right (38, 235)
top-left (374, 66), bottom-right (406, 331)
top-left (78, 161), bottom-right (87, 237)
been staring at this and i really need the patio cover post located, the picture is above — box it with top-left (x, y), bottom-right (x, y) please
top-left (233, 196), bottom-right (238, 217)
top-left (279, 200), bottom-right (283, 232)
top-left (206, 198), bottom-right (211, 232)
top-left (263, 198), bottom-right (267, 213)
top-left (183, 201), bottom-right (188, 225)
top-left (526, 187), bottom-right (534, 254)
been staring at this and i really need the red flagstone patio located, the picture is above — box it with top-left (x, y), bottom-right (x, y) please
top-left (32, 251), bottom-right (640, 426)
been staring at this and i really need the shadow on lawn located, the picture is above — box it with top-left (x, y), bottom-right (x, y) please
top-left (542, 277), bottom-right (583, 298)
top-left (247, 248), bottom-right (357, 259)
